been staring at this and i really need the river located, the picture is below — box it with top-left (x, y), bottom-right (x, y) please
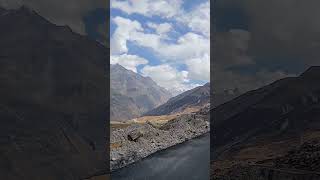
top-left (111, 133), bottom-right (210, 180)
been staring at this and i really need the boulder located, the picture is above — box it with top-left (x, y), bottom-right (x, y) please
top-left (127, 130), bottom-right (144, 142)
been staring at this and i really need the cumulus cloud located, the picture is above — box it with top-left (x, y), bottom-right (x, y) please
top-left (147, 22), bottom-right (172, 36)
top-left (213, 0), bottom-right (320, 93)
top-left (186, 54), bottom-right (210, 81)
top-left (132, 31), bottom-right (209, 63)
top-left (111, 16), bottom-right (210, 82)
top-left (111, 1), bottom-right (210, 61)
top-left (110, 1), bottom-right (210, 93)
top-left (214, 29), bottom-right (254, 69)
top-left (0, 0), bottom-right (107, 34)
top-left (216, 0), bottom-right (320, 68)
top-left (111, 54), bottom-right (148, 73)
top-left (111, 0), bottom-right (182, 18)
top-left (212, 64), bottom-right (296, 93)
top-left (177, 1), bottom-right (210, 37)
top-left (141, 64), bottom-right (199, 95)
top-left (212, 28), bottom-right (298, 93)
top-left (111, 16), bottom-right (143, 54)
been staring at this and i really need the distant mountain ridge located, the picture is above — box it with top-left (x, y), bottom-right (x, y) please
top-left (145, 83), bottom-right (210, 116)
top-left (110, 64), bottom-right (172, 121)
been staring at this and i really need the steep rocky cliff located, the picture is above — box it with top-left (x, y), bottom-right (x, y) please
top-left (110, 64), bottom-right (172, 121)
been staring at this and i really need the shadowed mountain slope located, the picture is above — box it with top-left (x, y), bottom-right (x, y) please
top-left (212, 67), bottom-right (320, 148)
top-left (0, 6), bottom-right (108, 179)
top-left (211, 66), bottom-right (320, 179)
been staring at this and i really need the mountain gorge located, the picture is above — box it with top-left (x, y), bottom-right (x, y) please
top-left (110, 77), bottom-right (211, 170)
top-left (110, 64), bottom-right (172, 121)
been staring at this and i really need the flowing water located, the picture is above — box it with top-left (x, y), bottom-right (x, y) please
top-left (111, 133), bottom-right (210, 180)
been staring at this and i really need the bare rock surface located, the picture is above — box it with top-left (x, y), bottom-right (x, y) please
top-left (110, 112), bottom-right (210, 171)
top-left (145, 83), bottom-right (210, 116)
top-left (111, 64), bottom-right (172, 121)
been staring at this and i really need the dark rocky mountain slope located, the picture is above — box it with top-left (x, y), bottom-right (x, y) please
top-left (110, 64), bottom-right (172, 121)
top-left (212, 67), bottom-right (320, 148)
top-left (145, 83), bottom-right (210, 116)
top-left (211, 66), bottom-right (320, 179)
top-left (0, 6), bottom-right (108, 180)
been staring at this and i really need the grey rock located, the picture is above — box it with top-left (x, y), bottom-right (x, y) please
top-left (127, 130), bottom-right (144, 142)
top-left (145, 83), bottom-right (210, 116)
top-left (111, 64), bottom-right (172, 121)
top-left (110, 108), bottom-right (210, 171)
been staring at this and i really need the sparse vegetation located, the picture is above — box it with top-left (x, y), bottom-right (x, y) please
top-left (111, 114), bottom-right (181, 131)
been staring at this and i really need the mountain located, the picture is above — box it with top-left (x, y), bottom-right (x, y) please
top-left (211, 66), bottom-right (320, 179)
top-left (145, 83), bottom-right (210, 116)
top-left (110, 64), bottom-right (172, 121)
top-left (212, 88), bottom-right (241, 108)
top-left (0, 6), bottom-right (107, 179)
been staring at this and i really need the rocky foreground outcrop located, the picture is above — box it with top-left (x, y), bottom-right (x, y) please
top-left (212, 165), bottom-right (320, 180)
top-left (274, 140), bottom-right (320, 172)
top-left (110, 110), bottom-right (210, 171)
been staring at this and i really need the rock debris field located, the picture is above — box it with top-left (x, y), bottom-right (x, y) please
top-left (110, 112), bottom-right (210, 171)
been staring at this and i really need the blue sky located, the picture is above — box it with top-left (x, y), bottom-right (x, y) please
top-left (110, 0), bottom-right (210, 95)
top-left (0, 0), bottom-right (209, 95)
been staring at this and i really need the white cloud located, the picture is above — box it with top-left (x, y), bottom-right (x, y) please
top-left (160, 32), bottom-right (209, 61)
top-left (212, 64), bottom-right (297, 93)
top-left (140, 64), bottom-right (199, 95)
top-left (111, 0), bottom-right (182, 18)
top-left (110, 16), bottom-right (210, 88)
top-left (111, 16), bottom-right (143, 55)
top-left (110, 1), bottom-right (210, 94)
top-left (111, 54), bottom-right (148, 73)
top-left (132, 31), bottom-right (209, 63)
top-left (177, 1), bottom-right (210, 37)
top-left (147, 22), bottom-right (172, 36)
top-left (186, 53), bottom-right (210, 81)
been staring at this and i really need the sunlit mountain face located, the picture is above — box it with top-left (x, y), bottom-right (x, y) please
top-left (110, 64), bottom-right (172, 121)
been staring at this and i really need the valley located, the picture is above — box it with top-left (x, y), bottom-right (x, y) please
top-left (110, 81), bottom-right (211, 171)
